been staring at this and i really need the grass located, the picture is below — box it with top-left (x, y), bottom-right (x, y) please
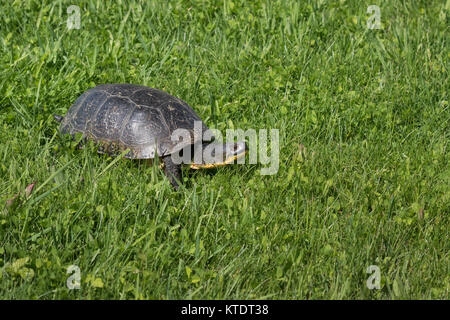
top-left (0, 0), bottom-right (448, 299)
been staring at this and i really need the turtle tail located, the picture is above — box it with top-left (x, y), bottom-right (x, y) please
top-left (53, 114), bottom-right (64, 123)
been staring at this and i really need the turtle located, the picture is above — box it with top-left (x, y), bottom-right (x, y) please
top-left (54, 84), bottom-right (247, 189)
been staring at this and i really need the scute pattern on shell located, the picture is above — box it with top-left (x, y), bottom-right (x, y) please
top-left (60, 84), bottom-right (209, 159)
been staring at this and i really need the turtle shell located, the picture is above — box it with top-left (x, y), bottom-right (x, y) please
top-left (60, 84), bottom-right (209, 159)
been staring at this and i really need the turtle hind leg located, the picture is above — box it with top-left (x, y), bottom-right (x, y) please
top-left (162, 155), bottom-right (182, 190)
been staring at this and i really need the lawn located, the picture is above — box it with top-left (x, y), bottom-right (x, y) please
top-left (0, 0), bottom-right (448, 299)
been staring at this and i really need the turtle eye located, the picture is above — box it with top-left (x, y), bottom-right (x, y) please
top-left (231, 144), bottom-right (242, 154)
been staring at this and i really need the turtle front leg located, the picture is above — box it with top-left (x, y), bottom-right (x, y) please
top-left (162, 155), bottom-right (182, 190)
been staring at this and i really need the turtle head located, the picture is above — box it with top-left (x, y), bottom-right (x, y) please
top-left (190, 141), bottom-right (247, 169)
